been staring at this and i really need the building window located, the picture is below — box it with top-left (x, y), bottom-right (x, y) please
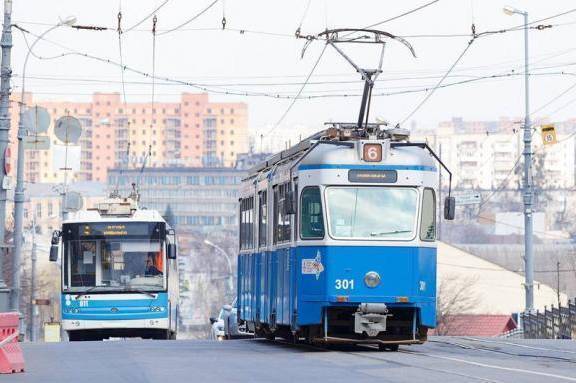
top-left (420, 188), bottom-right (436, 241)
top-left (300, 186), bottom-right (324, 239)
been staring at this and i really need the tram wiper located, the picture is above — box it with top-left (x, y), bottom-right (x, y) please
top-left (370, 230), bottom-right (412, 237)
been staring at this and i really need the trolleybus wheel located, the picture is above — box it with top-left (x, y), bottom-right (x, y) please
top-left (378, 344), bottom-right (399, 352)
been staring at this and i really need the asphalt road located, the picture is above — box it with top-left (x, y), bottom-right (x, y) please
top-left (9, 337), bottom-right (576, 382)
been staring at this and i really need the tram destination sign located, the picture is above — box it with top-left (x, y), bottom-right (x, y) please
top-left (348, 169), bottom-right (397, 183)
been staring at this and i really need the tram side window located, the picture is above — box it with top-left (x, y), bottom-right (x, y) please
top-left (300, 187), bottom-right (324, 239)
top-left (240, 197), bottom-right (254, 250)
top-left (273, 183), bottom-right (291, 244)
top-left (258, 191), bottom-right (267, 247)
top-left (420, 188), bottom-right (436, 241)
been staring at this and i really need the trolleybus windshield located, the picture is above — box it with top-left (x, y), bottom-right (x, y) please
top-left (62, 222), bottom-right (167, 292)
top-left (325, 187), bottom-right (418, 240)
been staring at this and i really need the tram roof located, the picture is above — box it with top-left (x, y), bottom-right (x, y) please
top-left (246, 123), bottom-right (434, 179)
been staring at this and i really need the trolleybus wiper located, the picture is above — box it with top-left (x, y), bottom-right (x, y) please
top-left (123, 286), bottom-right (157, 298)
top-left (75, 285), bottom-right (103, 300)
top-left (370, 230), bottom-right (411, 237)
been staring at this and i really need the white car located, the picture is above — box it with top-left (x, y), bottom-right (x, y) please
top-left (209, 309), bottom-right (225, 341)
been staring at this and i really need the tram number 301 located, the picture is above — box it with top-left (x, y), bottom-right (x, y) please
top-left (335, 279), bottom-right (355, 290)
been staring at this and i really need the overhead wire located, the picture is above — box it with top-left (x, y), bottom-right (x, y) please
top-left (115, 5), bottom-right (132, 194)
top-left (362, 0), bottom-right (441, 30)
top-left (400, 37), bottom-right (476, 125)
top-left (123, 0), bottom-right (170, 33)
top-left (157, 0), bottom-right (219, 36)
top-left (264, 43), bottom-right (328, 138)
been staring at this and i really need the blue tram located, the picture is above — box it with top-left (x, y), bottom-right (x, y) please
top-left (237, 123), bottom-right (454, 348)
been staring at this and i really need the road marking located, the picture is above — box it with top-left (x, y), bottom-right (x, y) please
top-left (405, 351), bottom-right (576, 382)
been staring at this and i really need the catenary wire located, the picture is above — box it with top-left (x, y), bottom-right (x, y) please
top-left (157, 0), bottom-right (219, 36)
top-left (124, 0), bottom-right (170, 33)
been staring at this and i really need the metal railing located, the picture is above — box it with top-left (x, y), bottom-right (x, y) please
top-left (521, 299), bottom-right (576, 339)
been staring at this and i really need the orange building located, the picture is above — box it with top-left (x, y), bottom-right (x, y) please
top-left (8, 92), bottom-right (248, 183)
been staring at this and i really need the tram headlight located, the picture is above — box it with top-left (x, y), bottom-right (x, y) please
top-left (364, 271), bottom-right (381, 288)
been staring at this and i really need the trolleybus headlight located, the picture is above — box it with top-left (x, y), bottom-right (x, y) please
top-left (364, 271), bottom-right (381, 288)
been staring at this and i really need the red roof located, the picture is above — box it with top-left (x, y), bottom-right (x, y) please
top-left (433, 315), bottom-right (517, 336)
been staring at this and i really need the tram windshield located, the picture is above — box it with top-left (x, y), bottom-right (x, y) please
top-left (326, 187), bottom-right (418, 240)
top-left (62, 222), bottom-right (167, 292)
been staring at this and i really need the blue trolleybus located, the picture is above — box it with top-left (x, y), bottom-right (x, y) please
top-left (50, 196), bottom-right (179, 341)
top-left (237, 123), bottom-right (455, 349)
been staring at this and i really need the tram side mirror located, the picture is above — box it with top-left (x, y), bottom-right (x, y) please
top-left (284, 189), bottom-right (296, 215)
top-left (209, 317), bottom-right (217, 325)
top-left (444, 196), bottom-right (456, 220)
top-left (49, 230), bottom-right (61, 262)
top-left (167, 243), bottom-right (177, 259)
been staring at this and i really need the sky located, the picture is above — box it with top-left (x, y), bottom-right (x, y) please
top-left (7, 0), bottom-right (576, 150)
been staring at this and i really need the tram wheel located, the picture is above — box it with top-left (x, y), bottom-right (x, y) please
top-left (378, 344), bottom-right (399, 352)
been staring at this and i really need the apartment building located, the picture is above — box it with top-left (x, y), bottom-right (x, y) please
top-left (412, 117), bottom-right (576, 190)
top-left (107, 166), bottom-right (244, 232)
top-left (10, 92), bottom-right (248, 184)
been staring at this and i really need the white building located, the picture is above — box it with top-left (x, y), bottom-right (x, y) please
top-left (412, 117), bottom-right (576, 190)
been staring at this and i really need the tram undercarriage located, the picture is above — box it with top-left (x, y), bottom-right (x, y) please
top-left (252, 306), bottom-right (427, 351)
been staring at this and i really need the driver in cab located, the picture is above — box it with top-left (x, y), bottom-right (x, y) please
top-left (145, 255), bottom-right (163, 276)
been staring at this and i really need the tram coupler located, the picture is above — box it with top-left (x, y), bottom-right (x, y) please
top-left (354, 303), bottom-right (390, 337)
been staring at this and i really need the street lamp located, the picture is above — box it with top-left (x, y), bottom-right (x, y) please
top-left (27, 211), bottom-right (59, 342)
top-left (503, 5), bottom-right (534, 313)
top-left (10, 16), bottom-right (76, 312)
top-left (203, 239), bottom-right (234, 299)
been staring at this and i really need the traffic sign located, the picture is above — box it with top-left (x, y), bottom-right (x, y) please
top-left (63, 191), bottom-right (83, 213)
top-left (541, 124), bottom-right (557, 146)
top-left (23, 135), bottom-right (50, 150)
top-left (23, 106), bottom-right (50, 134)
top-left (54, 116), bottom-right (82, 144)
top-left (455, 192), bottom-right (481, 205)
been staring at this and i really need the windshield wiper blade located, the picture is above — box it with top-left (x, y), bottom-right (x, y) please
top-left (75, 285), bottom-right (103, 300)
top-left (123, 286), bottom-right (157, 298)
top-left (370, 230), bottom-right (412, 237)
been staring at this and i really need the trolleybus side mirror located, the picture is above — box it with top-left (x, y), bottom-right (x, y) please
top-left (49, 230), bottom-right (61, 262)
top-left (444, 196), bottom-right (456, 220)
top-left (209, 317), bottom-right (217, 324)
top-left (167, 243), bottom-right (177, 259)
top-left (285, 189), bottom-right (296, 215)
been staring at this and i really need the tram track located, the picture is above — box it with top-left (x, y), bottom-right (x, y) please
top-left (269, 338), bottom-right (576, 382)
top-left (270, 339), bottom-right (504, 383)
top-left (428, 338), bottom-right (576, 363)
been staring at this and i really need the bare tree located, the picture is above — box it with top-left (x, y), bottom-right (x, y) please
top-left (436, 274), bottom-right (480, 335)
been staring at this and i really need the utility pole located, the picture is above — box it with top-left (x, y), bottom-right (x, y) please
top-left (0, 0), bottom-right (13, 312)
top-left (556, 261), bottom-right (561, 310)
top-left (521, 10), bottom-right (534, 314)
top-left (504, 6), bottom-right (533, 313)
top-left (438, 143), bottom-right (442, 241)
top-left (29, 214), bottom-right (37, 341)
top-left (10, 17), bottom-right (76, 312)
